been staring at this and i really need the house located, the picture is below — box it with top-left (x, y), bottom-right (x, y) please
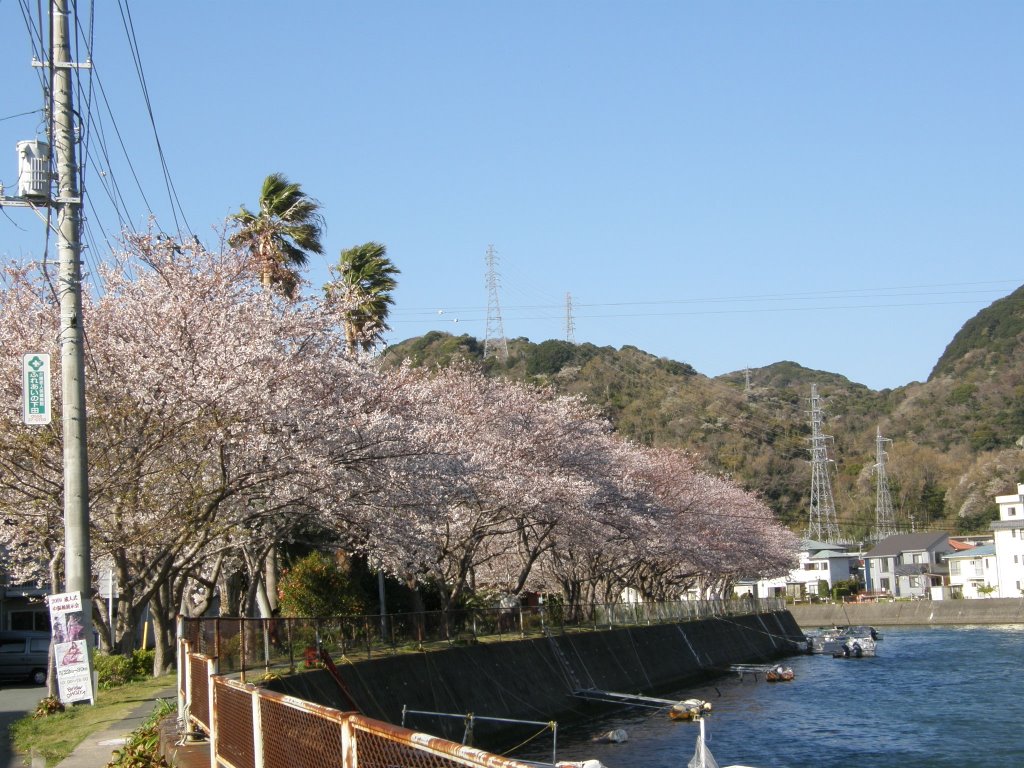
top-left (863, 532), bottom-right (951, 598)
top-left (737, 539), bottom-right (855, 601)
top-left (946, 544), bottom-right (997, 599)
top-left (991, 482), bottom-right (1024, 598)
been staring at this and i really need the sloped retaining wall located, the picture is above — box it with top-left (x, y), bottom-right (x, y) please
top-left (266, 611), bottom-right (803, 737)
top-left (790, 597), bottom-right (1024, 628)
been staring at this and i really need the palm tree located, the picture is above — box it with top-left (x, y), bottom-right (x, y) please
top-left (326, 241), bottom-right (400, 352)
top-left (228, 173), bottom-right (325, 296)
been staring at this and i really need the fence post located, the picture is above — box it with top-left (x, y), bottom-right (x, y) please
top-left (176, 617), bottom-right (186, 726)
top-left (263, 619), bottom-right (271, 673)
top-left (207, 663), bottom-right (218, 768)
top-left (240, 618), bottom-right (247, 683)
top-left (252, 686), bottom-right (265, 768)
top-left (287, 619), bottom-right (295, 673)
top-left (340, 715), bottom-right (356, 768)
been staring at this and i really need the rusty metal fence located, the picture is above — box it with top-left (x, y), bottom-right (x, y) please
top-left (180, 597), bottom-right (784, 680)
top-left (179, 643), bottom-right (536, 768)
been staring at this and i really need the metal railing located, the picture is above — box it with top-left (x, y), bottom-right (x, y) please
top-left (180, 645), bottom-right (536, 768)
top-left (180, 597), bottom-right (784, 679)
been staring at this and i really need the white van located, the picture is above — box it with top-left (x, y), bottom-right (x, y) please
top-left (0, 631), bottom-right (51, 685)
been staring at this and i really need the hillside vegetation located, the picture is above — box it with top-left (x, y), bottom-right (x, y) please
top-left (383, 286), bottom-right (1024, 539)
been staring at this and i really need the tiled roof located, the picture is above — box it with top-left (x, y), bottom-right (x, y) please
top-left (947, 539), bottom-right (976, 551)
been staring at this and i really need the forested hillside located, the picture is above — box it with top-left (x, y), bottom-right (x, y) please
top-left (383, 286), bottom-right (1024, 539)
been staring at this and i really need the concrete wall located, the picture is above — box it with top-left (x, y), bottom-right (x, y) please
top-left (266, 611), bottom-right (803, 740)
top-left (790, 598), bottom-right (1024, 628)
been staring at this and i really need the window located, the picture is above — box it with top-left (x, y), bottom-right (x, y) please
top-left (880, 578), bottom-right (891, 591)
top-left (909, 577), bottom-right (921, 588)
top-left (29, 638), bottom-right (50, 652)
top-left (0, 640), bottom-right (24, 653)
top-left (950, 561), bottom-right (961, 575)
top-left (914, 553), bottom-right (925, 564)
top-left (9, 610), bottom-right (50, 632)
top-left (1010, 507), bottom-right (1018, 516)
top-left (1016, 555), bottom-right (1020, 565)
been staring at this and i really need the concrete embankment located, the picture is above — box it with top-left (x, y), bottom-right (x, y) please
top-left (267, 611), bottom-right (803, 739)
top-left (790, 597), bottom-right (1024, 628)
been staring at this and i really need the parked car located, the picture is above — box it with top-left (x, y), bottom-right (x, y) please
top-left (0, 631), bottom-right (51, 685)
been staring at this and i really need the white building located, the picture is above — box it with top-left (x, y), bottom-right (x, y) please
top-left (863, 532), bottom-right (950, 598)
top-left (991, 482), bottom-right (1024, 598)
top-left (946, 544), bottom-right (997, 599)
top-left (737, 539), bottom-right (854, 600)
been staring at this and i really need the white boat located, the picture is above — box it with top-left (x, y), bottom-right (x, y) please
top-left (832, 635), bottom-right (876, 658)
top-left (805, 626), bottom-right (878, 656)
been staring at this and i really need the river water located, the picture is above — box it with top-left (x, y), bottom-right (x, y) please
top-left (515, 625), bottom-right (1024, 768)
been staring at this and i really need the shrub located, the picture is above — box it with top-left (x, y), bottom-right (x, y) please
top-left (278, 551), bottom-right (367, 617)
top-left (94, 649), bottom-right (157, 690)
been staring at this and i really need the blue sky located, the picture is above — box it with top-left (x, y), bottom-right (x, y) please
top-left (1, 1), bottom-right (1021, 391)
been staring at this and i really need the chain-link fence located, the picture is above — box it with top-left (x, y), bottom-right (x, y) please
top-left (181, 597), bottom-right (784, 679)
top-left (185, 664), bottom-right (536, 768)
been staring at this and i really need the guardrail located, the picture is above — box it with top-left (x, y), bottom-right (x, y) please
top-left (180, 598), bottom-right (785, 680)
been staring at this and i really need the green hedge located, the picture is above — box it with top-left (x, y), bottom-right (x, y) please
top-left (93, 650), bottom-right (156, 690)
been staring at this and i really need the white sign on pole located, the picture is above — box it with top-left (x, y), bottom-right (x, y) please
top-left (47, 590), bottom-right (95, 705)
top-left (23, 353), bottom-right (51, 425)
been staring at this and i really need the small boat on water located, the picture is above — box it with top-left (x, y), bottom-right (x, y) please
top-left (669, 698), bottom-right (713, 720)
top-left (765, 665), bottom-right (794, 682)
top-left (832, 635), bottom-right (876, 658)
top-left (805, 625), bottom-right (879, 656)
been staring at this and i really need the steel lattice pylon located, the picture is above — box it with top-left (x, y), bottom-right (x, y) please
top-left (873, 426), bottom-right (898, 540)
top-left (806, 384), bottom-right (842, 543)
top-left (483, 244), bottom-right (508, 361)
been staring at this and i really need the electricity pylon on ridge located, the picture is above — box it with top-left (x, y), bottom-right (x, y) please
top-left (483, 244), bottom-right (508, 361)
top-left (806, 384), bottom-right (842, 543)
top-left (873, 426), bottom-right (899, 540)
top-left (565, 292), bottom-right (576, 343)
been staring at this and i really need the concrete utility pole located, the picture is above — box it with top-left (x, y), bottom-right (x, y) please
top-left (51, 0), bottom-right (93, 637)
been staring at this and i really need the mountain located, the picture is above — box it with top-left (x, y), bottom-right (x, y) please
top-left (382, 288), bottom-right (1024, 539)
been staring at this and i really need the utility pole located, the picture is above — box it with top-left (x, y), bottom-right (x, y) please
top-left (51, 0), bottom-right (93, 639)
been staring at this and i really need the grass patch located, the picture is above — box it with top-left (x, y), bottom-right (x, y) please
top-left (10, 674), bottom-right (176, 767)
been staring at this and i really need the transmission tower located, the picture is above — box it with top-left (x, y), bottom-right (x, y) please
top-left (565, 292), bottom-right (576, 343)
top-left (744, 367), bottom-right (752, 394)
top-left (806, 384), bottom-right (842, 543)
top-left (872, 426), bottom-right (898, 540)
top-left (483, 245), bottom-right (508, 361)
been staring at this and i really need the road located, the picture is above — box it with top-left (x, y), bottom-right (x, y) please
top-left (0, 682), bottom-right (45, 768)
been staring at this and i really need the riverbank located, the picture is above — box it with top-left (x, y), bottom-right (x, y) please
top-left (790, 596), bottom-right (1024, 627)
top-left (266, 610), bottom-right (804, 742)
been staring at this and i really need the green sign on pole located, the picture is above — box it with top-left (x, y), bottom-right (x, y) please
top-left (23, 353), bottom-right (51, 426)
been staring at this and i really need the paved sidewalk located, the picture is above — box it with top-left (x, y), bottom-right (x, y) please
top-left (54, 690), bottom-right (175, 768)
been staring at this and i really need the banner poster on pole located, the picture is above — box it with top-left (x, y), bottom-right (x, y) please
top-left (47, 591), bottom-right (95, 704)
